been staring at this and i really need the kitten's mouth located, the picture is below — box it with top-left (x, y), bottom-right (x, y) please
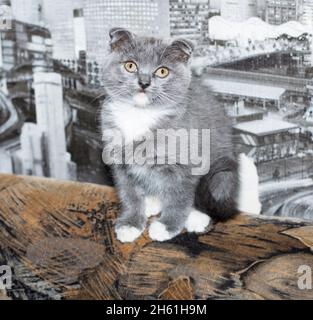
top-left (133, 91), bottom-right (150, 107)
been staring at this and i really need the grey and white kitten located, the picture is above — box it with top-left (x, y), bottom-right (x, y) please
top-left (101, 28), bottom-right (261, 243)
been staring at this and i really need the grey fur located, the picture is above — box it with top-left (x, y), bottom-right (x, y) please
top-left (101, 28), bottom-right (238, 241)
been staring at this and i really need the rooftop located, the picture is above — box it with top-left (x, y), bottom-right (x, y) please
top-left (233, 119), bottom-right (299, 136)
top-left (205, 79), bottom-right (286, 101)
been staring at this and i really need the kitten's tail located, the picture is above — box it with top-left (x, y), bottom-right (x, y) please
top-left (194, 154), bottom-right (261, 223)
top-left (186, 155), bottom-right (261, 233)
top-left (237, 154), bottom-right (261, 216)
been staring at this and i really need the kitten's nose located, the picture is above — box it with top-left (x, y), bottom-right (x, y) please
top-left (138, 75), bottom-right (151, 90)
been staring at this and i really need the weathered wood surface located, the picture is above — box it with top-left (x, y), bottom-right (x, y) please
top-left (0, 174), bottom-right (313, 300)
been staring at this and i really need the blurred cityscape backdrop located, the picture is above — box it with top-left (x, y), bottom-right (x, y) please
top-left (1, 0), bottom-right (313, 219)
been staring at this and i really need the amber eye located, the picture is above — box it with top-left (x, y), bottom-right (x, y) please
top-left (155, 67), bottom-right (169, 78)
top-left (124, 61), bottom-right (137, 73)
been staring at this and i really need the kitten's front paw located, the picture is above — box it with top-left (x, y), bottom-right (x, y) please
top-left (185, 210), bottom-right (211, 233)
top-left (149, 221), bottom-right (176, 242)
top-left (115, 225), bottom-right (143, 243)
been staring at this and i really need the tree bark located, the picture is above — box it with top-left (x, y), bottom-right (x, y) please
top-left (0, 174), bottom-right (312, 300)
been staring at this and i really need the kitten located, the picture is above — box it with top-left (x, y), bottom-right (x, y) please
top-left (101, 28), bottom-right (261, 243)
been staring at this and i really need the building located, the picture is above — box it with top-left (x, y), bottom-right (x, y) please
top-left (0, 20), bottom-right (52, 72)
top-left (210, 0), bottom-right (221, 9)
top-left (0, 0), bottom-right (10, 5)
top-left (42, 0), bottom-right (86, 61)
top-left (257, 0), bottom-right (267, 18)
top-left (19, 123), bottom-right (45, 176)
top-left (221, 0), bottom-right (258, 22)
top-left (27, 72), bottom-right (76, 180)
top-left (0, 0), bottom-right (12, 30)
top-left (84, 0), bottom-right (170, 85)
top-left (265, 0), bottom-right (303, 25)
top-left (226, 99), bottom-right (266, 124)
top-left (233, 119), bottom-right (300, 163)
top-left (0, 152), bottom-right (13, 174)
top-left (170, 0), bottom-right (210, 42)
top-left (300, 0), bottom-right (313, 29)
top-left (304, 104), bottom-right (313, 122)
top-left (205, 79), bottom-right (286, 109)
top-left (10, 0), bottom-right (43, 26)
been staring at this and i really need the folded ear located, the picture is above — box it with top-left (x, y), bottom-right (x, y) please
top-left (164, 39), bottom-right (195, 63)
top-left (109, 27), bottom-right (134, 52)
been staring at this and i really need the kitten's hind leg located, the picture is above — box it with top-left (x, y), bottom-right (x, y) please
top-left (185, 209), bottom-right (211, 233)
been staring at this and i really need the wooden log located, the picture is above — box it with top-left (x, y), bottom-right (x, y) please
top-left (0, 174), bottom-right (312, 300)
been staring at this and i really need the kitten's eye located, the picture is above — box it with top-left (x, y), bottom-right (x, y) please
top-left (155, 67), bottom-right (169, 78)
top-left (124, 61), bottom-right (137, 73)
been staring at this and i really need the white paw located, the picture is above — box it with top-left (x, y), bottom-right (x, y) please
top-left (145, 196), bottom-right (162, 218)
top-left (115, 225), bottom-right (143, 243)
top-left (149, 221), bottom-right (172, 242)
top-left (185, 209), bottom-right (211, 233)
top-left (237, 154), bottom-right (262, 215)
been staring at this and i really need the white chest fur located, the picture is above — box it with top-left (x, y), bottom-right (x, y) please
top-left (107, 101), bottom-right (168, 142)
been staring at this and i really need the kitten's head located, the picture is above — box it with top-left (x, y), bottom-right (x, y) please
top-left (102, 28), bottom-right (194, 108)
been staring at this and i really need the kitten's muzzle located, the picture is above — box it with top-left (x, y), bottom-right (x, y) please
top-left (138, 74), bottom-right (151, 90)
